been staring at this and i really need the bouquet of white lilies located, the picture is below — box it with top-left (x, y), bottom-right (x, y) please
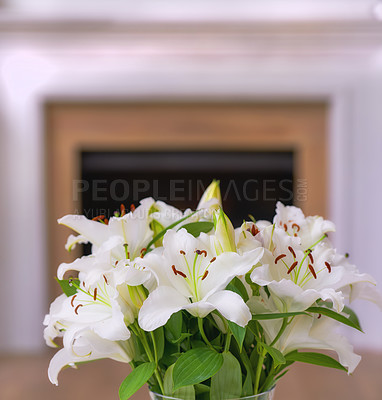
top-left (44, 181), bottom-right (382, 399)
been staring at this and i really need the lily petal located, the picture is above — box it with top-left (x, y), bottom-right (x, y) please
top-left (201, 247), bottom-right (264, 299)
top-left (48, 332), bottom-right (132, 385)
top-left (206, 290), bottom-right (252, 327)
top-left (138, 286), bottom-right (190, 331)
top-left (58, 215), bottom-right (110, 249)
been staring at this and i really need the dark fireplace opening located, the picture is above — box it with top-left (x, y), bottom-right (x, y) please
top-left (81, 151), bottom-right (294, 227)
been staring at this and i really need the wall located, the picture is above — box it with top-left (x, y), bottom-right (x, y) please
top-left (0, 2), bottom-right (382, 352)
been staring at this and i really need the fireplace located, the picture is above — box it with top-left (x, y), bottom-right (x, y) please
top-left (81, 150), bottom-right (294, 226)
top-left (46, 102), bottom-right (327, 298)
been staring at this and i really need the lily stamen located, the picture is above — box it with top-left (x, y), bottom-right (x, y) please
top-left (251, 225), bottom-right (259, 236)
top-left (140, 248), bottom-right (147, 258)
top-left (195, 249), bottom-right (207, 257)
top-left (123, 243), bottom-right (129, 259)
top-left (71, 295), bottom-right (77, 307)
top-left (74, 304), bottom-right (83, 315)
top-left (177, 270), bottom-right (187, 278)
top-left (308, 264), bottom-right (317, 279)
top-left (325, 262), bottom-right (332, 273)
top-left (171, 265), bottom-right (187, 278)
top-left (288, 246), bottom-right (296, 259)
top-left (275, 254), bottom-right (286, 264)
top-left (287, 261), bottom-right (298, 274)
top-left (92, 215), bottom-right (105, 222)
top-left (292, 223), bottom-right (300, 232)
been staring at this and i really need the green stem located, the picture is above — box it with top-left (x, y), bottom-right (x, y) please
top-left (198, 318), bottom-right (214, 351)
top-left (270, 317), bottom-right (288, 347)
top-left (224, 331), bottom-right (232, 353)
top-left (256, 318), bottom-right (289, 394)
top-left (133, 323), bottom-right (165, 394)
top-left (233, 340), bottom-right (257, 384)
top-left (254, 346), bottom-right (266, 395)
top-left (150, 331), bottom-right (159, 365)
top-left (142, 332), bottom-right (164, 394)
top-left (260, 365), bottom-right (276, 394)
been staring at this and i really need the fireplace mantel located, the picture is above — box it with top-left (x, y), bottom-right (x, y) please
top-left (0, 7), bottom-right (381, 352)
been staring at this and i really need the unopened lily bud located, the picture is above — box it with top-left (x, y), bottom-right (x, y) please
top-left (213, 208), bottom-right (236, 255)
top-left (150, 219), bottom-right (165, 247)
top-left (197, 180), bottom-right (222, 211)
top-left (127, 285), bottom-right (147, 309)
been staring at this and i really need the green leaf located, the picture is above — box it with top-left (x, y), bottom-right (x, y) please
top-left (245, 273), bottom-right (260, 297)
top-left (179, 221), bottom-right (214, 237)
top-left (119, 362), bottom-right (156, 400)
top-left (152, 327), bottom-right (165, 360)
top-left (55, 278), bottom-right (79, 297)
top-left (249, 346), bottom-right (259, 369)
top-left (210, 352), bottom-right (242, 400)
top-left (227, 321), bottom-right (246, 352)
top-left (307, 306), bottom-right (363, 332)
top-left (165, 311), bottom-right (183, 343)
top-left (343, 305), bottom-right (362, 332)
top-left (275, 369), bottom-right (290, 382)
top-left (195, 384), bottom-right (210, 395)
top-left (242, 369), bottom-right (253, 397)
top-left (251, 311), bottom-right (307, 320)
top-left (285, 351), bottom-right (347, 372)
top-left (169, 333), bottom-right (193, 344)
top-left (258, 342), bottom-right (286, 367)
top-left (161, 341), bottom-right (179, 367)
top-left (145, 211), bottom-right (197, 254)
top-left (173, 348), bottom-right (224, 391)
top-left (226, 277), bottom-right (249, 302)
top-left (164, 364), bottom-right (195, 400)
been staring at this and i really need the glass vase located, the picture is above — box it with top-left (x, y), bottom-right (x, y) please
top-left (149, 387), bottom-right (275, 400)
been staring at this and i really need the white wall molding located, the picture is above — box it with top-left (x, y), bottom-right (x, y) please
top-left (1, 0), bottom-right (381, 23)
top-left (0, 13), bottom-right (381, 352)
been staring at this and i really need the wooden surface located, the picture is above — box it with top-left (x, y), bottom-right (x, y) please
top-left (45, 102), bottom-right (327, 300)
top-left (0, 351), bottom-right (380, 400)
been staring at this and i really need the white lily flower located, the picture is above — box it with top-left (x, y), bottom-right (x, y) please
top-left (58, 197), bottom-right (155, 261)
top-left (48, 330), bottom-right (133, 385)
top-left (44, 279), bottom-right (134, 385)
top-left (332, 253), bottom-right (382, 310)
top-left (274, 202), bottom-right (335, 249)
top-left (248, 291), bottom-right (361, 374)
top-left (251, 225), bottom-right (343, 312)
top-left (58, 234), bottom-right (152, 295)
top-left (235, 221), bottom-right (266, 255)
top-left (138, 228), bottom-right (264, 331)
top-left (250, 219), bottom-right (377, 313)
top-left (150, 201), bottom-right (188, 228)
top-left (64, 234), bottom-right (88, 252)
top-left (44, 280), bottom-right (132, 344)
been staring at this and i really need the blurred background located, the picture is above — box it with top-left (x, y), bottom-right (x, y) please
top-left (0, 0), bottom-right (382, 399)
